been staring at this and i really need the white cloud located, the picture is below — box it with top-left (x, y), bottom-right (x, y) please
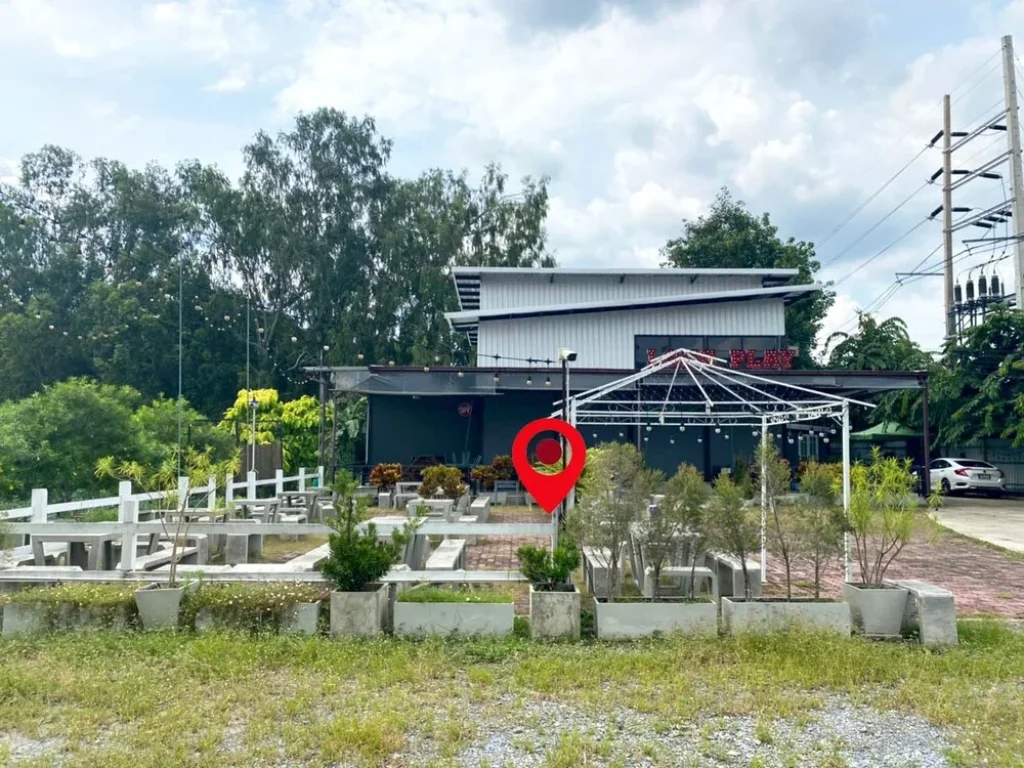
top-left (205, 66), bottom-right (252, 92)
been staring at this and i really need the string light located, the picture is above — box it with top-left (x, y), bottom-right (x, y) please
top-left (526, 375), bottom-right (532, 385)
top-left (544, 376), bottom-right (551, 387)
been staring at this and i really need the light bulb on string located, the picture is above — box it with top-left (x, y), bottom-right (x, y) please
top-left (679, 425), bottom-right (685, 432)
top-left (646, 425), bottom-right (652, 432)
top-left (669, 438), bottom-right (675, 444)
top-left (545, 376), bottom-right (551, 387)
top-left (457, 370), bottom-right (464, 377)
top-left (526, 375), bottom-right (532, 385)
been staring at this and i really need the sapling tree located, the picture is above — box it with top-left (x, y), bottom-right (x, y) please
top-left (848, 447), bottom-right (916, 587)
top-left (577, 443), bottom-right (658, 602)
top-left (639, 463), bottom-right (709, 600)
top-left (793, 461), bottom-right (847, 599)
top-left (321, 469), bottom-right (419, 592)
top-left (96, 448), bottom-right (236, 589)
top-left (756, 436), bottom-right (797, 599)
top-left (706, 471), bottom-right (761, 598)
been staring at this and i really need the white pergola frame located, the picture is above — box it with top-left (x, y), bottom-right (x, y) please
top-left (556, 349), bottom-right (875, 582)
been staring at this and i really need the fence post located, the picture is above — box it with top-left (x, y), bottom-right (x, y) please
top-left (275, 469), bottom-right (285, 497)
top-left (117, 481), bottom-right (133, 523)
top-left (206, 475), bottom-right (217, 513)
top-left (317, 465), bottom-right (324, 489)
top-left (225, 472), bottom-right (234, 506)
top-left (247, 470), bottom-right (257, 500)
top-left (31, 488), bottom-right (48, 524)
top-left (177, 476), bottom-right (189, 511)
top-left (298, 468), bottom-right (307, 492)
top-left (120, 498), bottom-right (138, 572)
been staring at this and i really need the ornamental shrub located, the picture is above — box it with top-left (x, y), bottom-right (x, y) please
top-left (491, 455), bottom-right (514, 480)
top-left (369, 463), bottom-right (402, 491)
top-left (470, 465), bottom-right (497, 489)
top-left (516, 542), bottom-right (580, 591)
top-left (419, 464), bottom-right (467, 499)
top-left (180, 582), bottom-right (328, 632)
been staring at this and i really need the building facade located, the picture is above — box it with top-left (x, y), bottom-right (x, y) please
top-left (328, 267), bottom-right (925, 480)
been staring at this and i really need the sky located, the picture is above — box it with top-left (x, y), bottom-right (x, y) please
top-left (2, 0), bottom-right (1024, 358)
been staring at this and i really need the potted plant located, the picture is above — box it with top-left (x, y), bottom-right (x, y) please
top-left (720, 444), bottom-right (851, 635)
top-left (470, 465), bottom-right (497, 493)
top-left (517, 541), bottom-right (581, 639)
top-left (577, 444), bottom-right (683, 639)
top-left (393, 585), bottom-right (516, 637)
top-left (842, 448), bottom-right (916, 637)
top-left (96, 449), bottom-right (234, 630)
top-left (322, 469), bottom-right (416, 636)
top-left (369, 463), bottom-right (402, 507)
top-left (604, 463), bottom-right (718, 639)
top-left (185, 582), bottom-right (327, 635)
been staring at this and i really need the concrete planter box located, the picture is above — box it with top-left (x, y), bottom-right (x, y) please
top-left (330, 585), bottom-right (389, 637)
top-left (594, 598), bottom-right (718, 639)
top-left (529, 585), bottom-right (581, 639)
top-left (394, 601), bottom-right (514, 637)
top-left (843, 582), bottom-right (910, 638)
top-left (2, 602), bottom-right (73, 636)
top-left (721, 597), bottom-right (850, 635)
top-left (135, 584), bottom-right (185, 630)
top-left (76, 604), bottom-right (135, 632)
top-left (282, 602), bottom-right (320, 635)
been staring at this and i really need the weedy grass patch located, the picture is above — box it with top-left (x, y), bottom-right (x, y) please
top-left (0, 621), bottom-right (1020, 766)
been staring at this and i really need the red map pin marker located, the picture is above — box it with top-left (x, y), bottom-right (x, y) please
top-left (512, 417), bottom-right (587, 514)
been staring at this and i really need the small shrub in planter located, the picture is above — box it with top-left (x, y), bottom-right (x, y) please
top-left (721, 442), bottom-right (852, 635)
top-left (418, 465), bottom-right (467, 500)
top-left (470, 465), bottom-right (497, 492)
top-left (183, 582), bottom-right (328, 635)
top-left (322, 470), bottom-right (418, 636)
top-left (369, 463), bottom-right (402, 492)
top-left (394, 586), bottom-right (516, 637)
top-left (518, 542), bottom-right (581, 639)
top-left (491, 455), bottom-right (514, 481)
top-left (1, 583), bottom-right (142, 635)
top-left (843, 448), bottom-right (918, 637)
top-left (96, 448), bottom-right (236, 630)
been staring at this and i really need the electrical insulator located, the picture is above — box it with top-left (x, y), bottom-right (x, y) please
top-left (991, 274), bottom-right (1002, 297)
top-left (978, 274), bottom-right (988, 297)
top-left (954, 282), bottom-right (963, 304)
top-left (966, 277), bottom-right (975, 301)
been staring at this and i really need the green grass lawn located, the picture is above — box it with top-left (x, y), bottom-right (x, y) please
top-left (0, 622), bottom-right (1022, 766)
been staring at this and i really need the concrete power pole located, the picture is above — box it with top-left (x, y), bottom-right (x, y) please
top-left (1002, 35), bottom-right (1024, 312)
top-left (943, 94), bottom-right (955, 339)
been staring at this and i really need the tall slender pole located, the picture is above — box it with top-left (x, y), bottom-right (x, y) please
top-left (943, 94), bottom-right (956, 340)
top-left (1002, 35), bottom-right (1024, 312)
top-left (760, 413), bottom-right (768, 584)
top-left (177, 252), bottom-right (183, 476)
top-left (841, 401), bottom-right (852, 583)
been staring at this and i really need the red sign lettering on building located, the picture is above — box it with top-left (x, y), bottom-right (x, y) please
top-left (648, 348), bottom-right (795, 370)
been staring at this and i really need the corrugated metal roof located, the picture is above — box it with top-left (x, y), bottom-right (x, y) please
top-left (446, 284), bottom-right (820, 331)
top-left (451, 266), bottom-right (798, 311)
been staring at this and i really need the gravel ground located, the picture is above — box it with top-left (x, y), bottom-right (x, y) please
top-left (443, 695), bottom-right (954, 768)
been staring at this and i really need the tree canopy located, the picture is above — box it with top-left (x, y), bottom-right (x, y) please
top-left (0, 108), bottom-right (553, 414)
top-left (660, 188), bottom-right (833, 366)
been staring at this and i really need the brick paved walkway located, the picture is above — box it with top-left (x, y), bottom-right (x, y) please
top-left (763, 520), bottom-right (1024, 618)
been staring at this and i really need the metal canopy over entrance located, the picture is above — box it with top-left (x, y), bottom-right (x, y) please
top-left (557, 348), bottom-right (875, 584)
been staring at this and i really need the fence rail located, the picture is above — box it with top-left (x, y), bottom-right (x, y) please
top-left (0, 467), bottom-right (325, 522)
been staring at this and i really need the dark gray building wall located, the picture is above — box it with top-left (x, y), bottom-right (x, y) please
top-left (368, 395), bottom-right (483, 466)
top-left (481, 391), bottom-right (560, 462)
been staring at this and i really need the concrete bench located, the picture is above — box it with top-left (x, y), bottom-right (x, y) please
top-left (285, 543), bottom-right (330, 570)
top-left (135, 545), bottom-right (199, 571)
top-left (470, 496), bottom-right (491, 522)
top-left (425, 539), bottom-right (467, 570)
top-left (709, 551), bottom-right (762, 598)
top-left (583, 546), bottom-right (623, 598)
top-left (642, 565), bottom-right (718, 599)
top-left (377, 492), bottom-right (393, 509)
top-left (455, 515), bottom-right (479, 544)
top-left (279, 513), bottom-right (308, 541)
top-left (1, 543), bottom-right (68, 569)
top-left (884, 579), bottom-right (958, 646)
top-left (395, 492), bottom-right (420, 510)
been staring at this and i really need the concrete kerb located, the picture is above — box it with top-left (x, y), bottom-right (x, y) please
top-left (883, 578), bottom-right (959, 646)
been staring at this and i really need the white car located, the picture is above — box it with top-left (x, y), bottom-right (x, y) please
top-left (929, 458), bottom-right (1007, 496)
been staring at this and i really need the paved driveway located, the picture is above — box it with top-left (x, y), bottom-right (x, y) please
top-left (933, 495), bottom-right (1024, 554)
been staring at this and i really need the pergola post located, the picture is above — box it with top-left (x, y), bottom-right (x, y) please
top-left (841, 400), bottom-right (852, 583)
top-left (760, 413), bottom-right (768, 584)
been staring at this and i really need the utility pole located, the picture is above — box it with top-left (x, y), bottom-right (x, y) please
top-left (1002, 34), bottom-right (1024, 311)
top-left (943, 94), bottom-right (955, 339)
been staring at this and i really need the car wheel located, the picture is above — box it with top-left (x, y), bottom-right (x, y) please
top-left (940, 478), bottom-right (951, 495)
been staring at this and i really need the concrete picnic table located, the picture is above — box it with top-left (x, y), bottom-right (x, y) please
top-left (31, 533), bottom-right (117, 570)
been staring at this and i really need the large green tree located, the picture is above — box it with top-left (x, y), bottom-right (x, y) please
top-left (660, 188), bottom-right (833, 365)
